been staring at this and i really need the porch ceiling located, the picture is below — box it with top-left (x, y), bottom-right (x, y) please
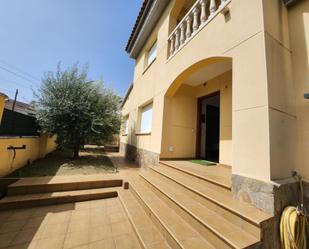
top-left (184, 61), bottom-right (232, 86)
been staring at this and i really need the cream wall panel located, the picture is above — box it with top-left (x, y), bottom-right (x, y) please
top-left (265, 33), bottom-right (296, 116)
top-left (233, 106), bottom-right (270, 181)
top-left (229, 32), bottom-right (268, 111)
top-left (269, 108), bottom-right (297, 180)
top-left (262, 0), bottom-right (290, 50)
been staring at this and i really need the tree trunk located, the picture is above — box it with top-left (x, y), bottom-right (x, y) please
top-left (73, 145), bottom-right (79, 159)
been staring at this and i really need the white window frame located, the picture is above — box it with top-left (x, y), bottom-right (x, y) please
top-left (147, 41), bottom-right (157, 66)
top-left (123, 115), bottom-right (129, 135)
top-left (139, 103), bottom-right (153, 133)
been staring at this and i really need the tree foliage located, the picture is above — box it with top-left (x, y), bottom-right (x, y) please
top-left (36, 64), bottom-right (121, 158)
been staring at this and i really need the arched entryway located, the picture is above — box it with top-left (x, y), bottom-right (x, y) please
top-left (161, 57), bottom-right (232, 166)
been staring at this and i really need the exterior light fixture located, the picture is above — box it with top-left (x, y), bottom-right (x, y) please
top-left (304, 93), bottom-right (309, 99)
top-left (220, 5), bottom-right (230, 15)
top-left (282, 0), bottom-right (298, 7)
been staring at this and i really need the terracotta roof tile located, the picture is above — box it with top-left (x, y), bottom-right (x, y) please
top-left (125, 0), bottom-right (149, 52)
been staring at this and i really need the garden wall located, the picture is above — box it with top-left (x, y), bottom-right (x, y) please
top-left (0, 134), bottom-right (57, 177)
top-left (0, 93), bottom-right (57, 177)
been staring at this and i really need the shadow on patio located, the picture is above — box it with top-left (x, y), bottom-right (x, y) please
top-left (6, 149), bottom-right (116, 178)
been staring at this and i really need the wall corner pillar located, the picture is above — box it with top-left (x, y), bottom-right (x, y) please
top-left (0, 93), bottom-right (8, 125)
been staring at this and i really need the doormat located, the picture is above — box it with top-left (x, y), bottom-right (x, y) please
top-left (189, 160), bottom-right (216, 166)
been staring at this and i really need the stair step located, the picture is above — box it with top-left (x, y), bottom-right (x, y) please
top-left (160, 160), bottom-right (231, 190)
top-left (0, 187), bottom-right (119, 210)
top-left (159, 163), bottom-right (231, 196)
top-left (118, 189), bottom-right (171, 249)
top-left (7, 176), bottom-right (123, 195)
top-left (141, 171), bottom-right (260, 249)
top-left (151, 165), bottom-right (272, 227)
top-left (129, 180), bottom-right (216, 249)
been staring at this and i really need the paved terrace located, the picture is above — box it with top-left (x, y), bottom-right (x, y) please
top-left (0, 153), bottom-right (272, 249)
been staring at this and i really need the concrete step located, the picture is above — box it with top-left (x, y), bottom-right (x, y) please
top-left (118, 189), bottom-right (171, 249)
top-left (0, 187), bottom-right (119, 210)
top-left (129, 179), bottom-right (216, 249)
top-left (140, 170), bottom-right (261, 249)
top-left (7, 175), bottom-right (123, 195)
top-left (160, 160), bottom-right (231, 191)
top-left (150, 165), bottom-right (272, 230)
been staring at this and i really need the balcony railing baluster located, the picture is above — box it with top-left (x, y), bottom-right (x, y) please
top-left (192, 6), bottom-right (200, 32)
top-left (220, 0), bottom-right (227, 8)
top-left (175, 29), bottom-right (180, 50)
top-left (209, 0), bottom-right (217, 16)
top-left (169, 36), bottom-right (175, 55)
top-left (200, 0), bottom-right (207, 23)
top-left (180, 23), bottom-right (186, 45)
top-left (185, 15), bottom-right (192, 40)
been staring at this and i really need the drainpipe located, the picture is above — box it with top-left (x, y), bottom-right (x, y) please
top-left (0, 92), bottom-right (8, 125)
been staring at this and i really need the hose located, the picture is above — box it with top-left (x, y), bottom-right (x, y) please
top-left (280, 206), bottom-right (307, 249)
top-left (280, 172), bottom-right (308, 249)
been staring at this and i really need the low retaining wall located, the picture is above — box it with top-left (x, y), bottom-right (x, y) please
top-left (232, 174), bottom-right (309, 215)
top-left (232, 174), bottom-right (309, 249)
top-left (0, 134), bottom-right (57, 177)
top-left (120, 142), bottom-right (159, 168)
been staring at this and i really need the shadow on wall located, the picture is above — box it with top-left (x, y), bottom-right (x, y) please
top-left (124, 120), bottom-right (138, 164)
top-left (290, 2), bottom-right (309, 213)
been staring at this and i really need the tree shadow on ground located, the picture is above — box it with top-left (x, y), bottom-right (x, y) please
top-left (6, 149), bottom-right (116, 178)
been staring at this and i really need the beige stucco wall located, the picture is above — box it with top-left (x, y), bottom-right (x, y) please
top-left (0, 135), bottom-right (57, 177)
top-left (122, 0), bottom-right (306, 183)
top-left (288, 1), bottom-right (309, 181)
top-left (0, 93), bottom-right (57, 177)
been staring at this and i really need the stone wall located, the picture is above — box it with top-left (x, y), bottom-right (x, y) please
top-left (120, 142), bottom-right (160, 168)
top-left (232, 174), bottom-right (308, 216)
top-left (232, 174), bottom-right (309, 249)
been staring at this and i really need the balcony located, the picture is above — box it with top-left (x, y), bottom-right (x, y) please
top-left (167, 0), bottom-right (231, 60)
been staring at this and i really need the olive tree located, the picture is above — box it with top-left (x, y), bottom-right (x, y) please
top-left (36, 64), bottom-right (121, 158)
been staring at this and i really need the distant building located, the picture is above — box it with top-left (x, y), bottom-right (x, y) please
top-left (4, 99), bottom-right (36, 117)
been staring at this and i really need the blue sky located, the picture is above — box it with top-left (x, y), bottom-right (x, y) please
top-left (0, 0), bottom-right (142, 103)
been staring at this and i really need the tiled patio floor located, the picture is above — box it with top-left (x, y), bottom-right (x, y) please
top-left (0, 198), bottom-right (141, 249)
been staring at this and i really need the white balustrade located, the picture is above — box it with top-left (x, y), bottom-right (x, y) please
top-left (167, 0), bottom-right (230, 59)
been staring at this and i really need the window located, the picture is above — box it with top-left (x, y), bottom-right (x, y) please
top-left (123, 116), bottom-right (129, 134)
top-left (140, 103), bottom-right (153, 133)
top-left (147, 41), bottom-right (157, 66)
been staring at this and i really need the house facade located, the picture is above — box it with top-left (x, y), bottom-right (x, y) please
top-left (121, 0), bottom-right (309, 216)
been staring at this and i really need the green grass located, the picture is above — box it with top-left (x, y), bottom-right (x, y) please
top-left (189, 159), bottom-right (216, 166)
